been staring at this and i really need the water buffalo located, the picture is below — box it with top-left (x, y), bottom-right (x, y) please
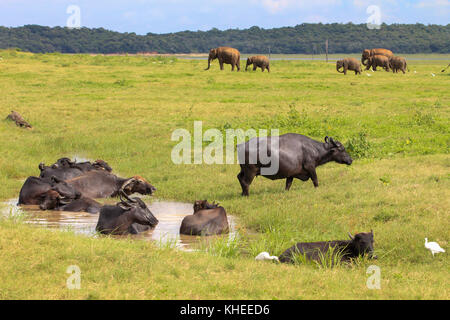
top-left (63, 171), bottom-right (156, 199)
top-left (39, 158), bottom-right (112, 180)
top-left (40, 195), bottom-right (103, 214)
top-left (18, 176), bottom-right (81, 206)
top-left (237, 134), bottom-right (352, 196)
top-left (278, 231), bottom-right (377, 263)
top-left (180, 200), bottom-right (229, 236)
top-left (96, 193), bottom-right (158, 235)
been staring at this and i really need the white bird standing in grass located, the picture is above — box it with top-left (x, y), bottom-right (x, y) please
top-left (424, 238), bottom-right (445, 257)
top-left (255, 252), bottom-right (279, 262)
top-left (431, 73), bottom-right (436, 77)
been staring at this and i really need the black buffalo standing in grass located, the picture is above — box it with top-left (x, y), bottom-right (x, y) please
top-left (237, 134), bottom-right (352, 196)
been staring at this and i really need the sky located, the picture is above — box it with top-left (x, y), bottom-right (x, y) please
top-left (0, 0), bottom-right (449, 34)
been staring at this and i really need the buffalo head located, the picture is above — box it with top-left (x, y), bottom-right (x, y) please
top-left (50, 176), bottom-right (81, 199)
top-left (348, 230), bottom-right (376, 259)
top-left (118, 193), bottom-right (158, 228)
top-left (39, 190), bottom-right (63, 210)
top-left (121, 176), bottom-right (156, 196)
top-left (324, 136), bottom-right (353, 165)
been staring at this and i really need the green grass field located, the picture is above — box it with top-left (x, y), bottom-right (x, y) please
top-left (0, 49), bottom-right (448, 299)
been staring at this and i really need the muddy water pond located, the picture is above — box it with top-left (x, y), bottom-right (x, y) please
top-left (1, 199), bottom-right (237, 251)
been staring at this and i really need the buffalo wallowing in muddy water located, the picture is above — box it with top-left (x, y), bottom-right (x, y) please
top-left (96, 192), bottom-right (159, 235)
top-left (237, 133), bottom-right (353, 196)
top-left (180, 200), bottom-right (229, 236)
top-left (18, 157), bottom-right (156, 213)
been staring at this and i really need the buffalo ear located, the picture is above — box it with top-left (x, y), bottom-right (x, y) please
top-left (324, 136), bottom-right (329, 143)
top-left (39, 163), bottom-right (45, 171)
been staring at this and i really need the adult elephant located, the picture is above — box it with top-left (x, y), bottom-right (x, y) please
top-left (205, 47), bottom-right (241, 71)
top-left (246, 55), bottom-right (270, 72)
top-left (367, 55), bottom-right (390, 72)
top-left (362, 48), bottom-right (393, 70)
top-left (389, 56), bottom-right (408, 74)
top-left (336, 58), bottom-right (361, 75)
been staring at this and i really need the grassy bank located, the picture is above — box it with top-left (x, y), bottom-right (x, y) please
top-left (0, 49), bottom-right (448, 299)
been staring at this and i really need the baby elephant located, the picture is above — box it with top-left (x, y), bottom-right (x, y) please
top-left (180, 200), bottom-right (229, 236)
top-left (389, 56), bottom-right (408, 74)
top-left (246, 55), bottom-right (270, 72)
top-left (336, 58), bottom-right (361, 75)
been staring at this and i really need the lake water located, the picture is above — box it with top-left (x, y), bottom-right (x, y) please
top-left (1, 199), bottom-right (237, 251)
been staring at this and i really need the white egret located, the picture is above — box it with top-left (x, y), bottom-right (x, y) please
top-left (255, 252), bottom-right (279, 262)
top-left (424, 238), bottom-right (445, 257)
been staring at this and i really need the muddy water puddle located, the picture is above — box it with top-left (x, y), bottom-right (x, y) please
top-left (1, 199), bottom-right (237, 251)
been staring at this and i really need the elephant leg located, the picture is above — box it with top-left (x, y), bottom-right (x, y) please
top-left (261, 66), bottom-right (266, 72)
top-left (267, 65), bottom-right (270, 73)
top-left (219, 60), bottom-right (224, 70)
top-left (253, 65), bottom-right (257, 71)
top-left (237, 58), bottom-right (240, 71)
top-left (232, 63), bottom-right (235, 71)
top-left (344, 66), bottom-right (347, 75)
top-left (285, 177), bottom-right (293, 191)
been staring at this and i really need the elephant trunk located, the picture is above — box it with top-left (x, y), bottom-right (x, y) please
top-left (361, 57), bottom-right (369, 66)
top-left (336, 64), bottom-right (344, 73)
top-left (205, 57), bottom-right (211, 70)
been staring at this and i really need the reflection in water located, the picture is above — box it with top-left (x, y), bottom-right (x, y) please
top-left (1, 199), bottom-right (236, 251)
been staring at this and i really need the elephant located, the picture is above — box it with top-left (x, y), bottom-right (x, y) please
top-left (245, 55), bottom-right (270, 72)
top-left (336, 58), bottom-right (361, 75)
top-left (367, 55), bottom-right (390, 72)
top-left (389, 56), bottom-right (408, 74)
top-left (362, 48), bottom-right (394, 70)
top-left (205, 47), bottom-right (240, 71)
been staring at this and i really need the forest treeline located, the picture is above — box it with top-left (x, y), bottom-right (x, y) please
top-left (0, 23), bottom-right (449, 54)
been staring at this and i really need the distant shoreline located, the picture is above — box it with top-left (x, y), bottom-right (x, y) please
top-left (78, 52), bottom-right (450, 61)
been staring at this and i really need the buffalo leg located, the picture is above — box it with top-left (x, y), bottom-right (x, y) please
top-left (237, 168), bottom-right (256, 196)
top-left (305, 166), bottom-right (319, 188)
top-left (285, 177), bottom-right (293, 191)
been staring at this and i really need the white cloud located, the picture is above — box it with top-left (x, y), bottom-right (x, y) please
top-left (415, 0), bottom-right (449, 8)
top-left (253, 0), bottom-right (342, 14)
